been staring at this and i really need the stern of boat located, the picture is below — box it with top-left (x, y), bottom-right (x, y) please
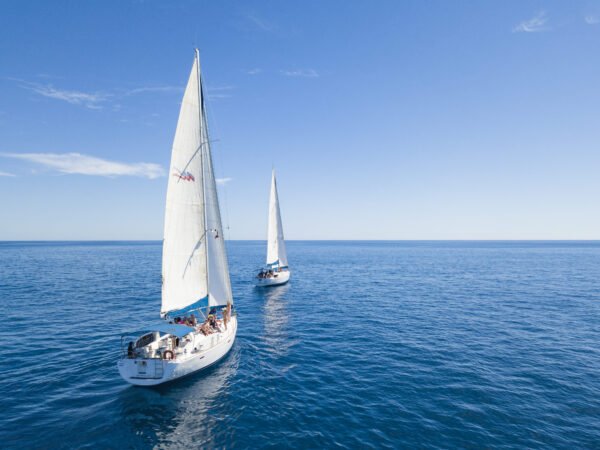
top-left (118, 358), bottom-right (176, 386)
top-left (118, 315), bottom-right (238, 386)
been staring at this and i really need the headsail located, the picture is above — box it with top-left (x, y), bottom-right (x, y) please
top-left (266, 170), bottom-right (288, 269)
top-left (202, 92), bottom-right (233, 307)
top-left (161, 51), bottom-right (232, 318)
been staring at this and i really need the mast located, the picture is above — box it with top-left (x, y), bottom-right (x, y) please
top-left (196, 49), bottom-right (211, 318)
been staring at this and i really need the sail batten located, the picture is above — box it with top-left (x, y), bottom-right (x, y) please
top-left (161, 52), bottom-right (232, 317)
top-left (266, 170), bottom-right (288, 268)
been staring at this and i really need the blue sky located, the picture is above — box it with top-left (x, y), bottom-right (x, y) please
top-left (1, 1), bottom-right (599, 240)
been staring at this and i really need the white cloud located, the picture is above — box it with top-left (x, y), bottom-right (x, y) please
top-left (123, 85), bottom-right (183, 96)
top-left (584, 15), bottom-right (600, 25)
top-left (206, 85), bottom-right (235, 100)
top-left (216, 177), bottom-right (232, 185)
top-left (6, 78), bottom-right (105, 109)
top-left (513, 11), bottom-right (549, 33)
top-left (207, 94), bottom-right (232, 99)
top-left (281, 69), bottom-right (319, 78)
top-left (3, 152), bottom-right (164, 179)
top-left (246, 68), bottom-right (262, 75)
top-left (25, 83), bottom-right (107, 109)
top-left (10, 77), bottom-right (183, 110)
top-left (36, 73), bottom-right (64, 80)
top-left (207, 85), bottom-right (235, 92)
top-left (0, 171), bottom-right (15, 177)
top-left (246, 13), bottom-right (274, 32)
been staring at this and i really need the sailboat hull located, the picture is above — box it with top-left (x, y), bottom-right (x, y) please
top-left (256, 270), bottom-right (290, 287)
top-left (118, 316), bottom-right (237, 386)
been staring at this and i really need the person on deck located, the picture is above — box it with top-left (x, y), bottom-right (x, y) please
top-left (223, 302), bottom-right (231, 330)
top-left (200, 320), bottom-right (212, 336)
top-left (208, 314), bottom-right (219, 331)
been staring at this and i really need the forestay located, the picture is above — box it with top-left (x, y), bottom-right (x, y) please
top-left (266, 170), bottom-right (288, 269)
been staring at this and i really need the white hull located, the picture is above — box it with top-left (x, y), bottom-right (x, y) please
top-left (256, 270), bottom-right (290, 287)
top-left (118, 316), bottom-right (237, 386)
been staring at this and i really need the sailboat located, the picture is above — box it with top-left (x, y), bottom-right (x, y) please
top-left (118, 50), bottom-right (237, 386)
top-left (256, 170), bottom-right (290, 287)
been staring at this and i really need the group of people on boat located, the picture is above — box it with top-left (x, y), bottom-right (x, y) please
top-left (172, 316), bottom-right (197, 327)
top-left (169, 303), bottom-right (232, 336)
top-left (198, 313), bottom-right (221, 336)
top-left (258, 267), bottom-right (284, 279)
top-left (125, 303), bottom-right (233, 360)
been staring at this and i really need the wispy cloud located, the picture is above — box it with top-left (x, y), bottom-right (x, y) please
top-left (207, 85), bottom-right (235, 92)
top-left (122, 85), bottom-right (183, 96)
top-left (18, 81), bottom-right (108, 109)
top-left (216, 177), bottom-right (232, 185)
top-left (245, 68), bottom-right (262, 75)
top-left (513, 11), bottom-right (549, 33)
top-left (281, 69), bottom-right (319, 78)
top-left (206, 85), bottom-right (235, 100)
top-left (584, 14), bottom-right (600, 25)
top-left (9, 77), bottom-right (184, 110)
top-left (246, 13), bottom-right (274, 32)
top-left (36, 73), bottom-right (65, 80)
top-left (0, 171), bottom-right (15, 177)
top-left (3, 152), bottom-right (164, 179)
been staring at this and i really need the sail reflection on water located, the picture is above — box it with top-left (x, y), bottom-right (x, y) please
top-left (262, 285), bottom-right (293, 356)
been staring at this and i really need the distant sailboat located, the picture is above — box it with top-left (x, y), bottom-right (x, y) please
top-left (256, 170), bottom-right (290, 287)
top-left (118, 50), bottom-right (237, 386)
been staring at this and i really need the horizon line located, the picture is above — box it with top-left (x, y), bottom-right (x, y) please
top-left (1, 239), bottom-right (600, 243)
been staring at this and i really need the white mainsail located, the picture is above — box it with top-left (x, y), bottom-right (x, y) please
top-left (161, 51), bottom-right (231, 317)
top-left (266, 170), bottom-right (288, 269)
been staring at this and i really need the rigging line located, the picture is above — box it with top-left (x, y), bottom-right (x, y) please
top-left (201, 70), bottom-right (232, 238)
top-left (182, 236), bottom-right (205, 279)
top-left (175, 138), bottom-right (220, 183)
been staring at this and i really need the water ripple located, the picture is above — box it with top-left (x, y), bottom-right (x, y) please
top-left (1, 241), bottom-right (599, 448)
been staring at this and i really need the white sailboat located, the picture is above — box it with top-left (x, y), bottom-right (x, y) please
top-left (256, 170), bottom-right (290, 287)
top-left (118, 50), bottom-right (237, 386)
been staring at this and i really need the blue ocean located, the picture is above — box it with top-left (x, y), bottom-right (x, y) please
top-left (1, 241), bottom-right (599, 449)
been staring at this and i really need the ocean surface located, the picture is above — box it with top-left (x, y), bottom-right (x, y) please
top-left (1, 241), bottom-right (599, 449)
